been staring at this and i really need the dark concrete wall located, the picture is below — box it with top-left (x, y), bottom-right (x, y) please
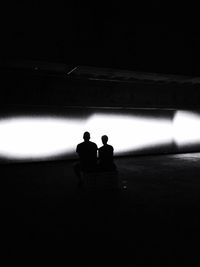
top-left (1, 70), bottom-right (200, 109)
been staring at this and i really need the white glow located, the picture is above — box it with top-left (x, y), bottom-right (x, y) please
top-left (0, 113), bottom-right (173, 160)
top-left (0, 117), bottom-right (84, 159)
top-left (86, 114), bottom-right (173, 154)
top-left (173, 111), bottom-right (200, 147)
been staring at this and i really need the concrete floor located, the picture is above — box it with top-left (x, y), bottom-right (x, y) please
top-left (1, 153), bottom-right (200, 265)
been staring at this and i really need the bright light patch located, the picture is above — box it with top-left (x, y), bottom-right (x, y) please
top-left (0, 112), bottom-right (174, 161)
top-left (173, 111), bottom-right (200, 147)
top-left (86, 114), bottom-right (173, 154)
top-left (0, 117), bottom-right (84, 159)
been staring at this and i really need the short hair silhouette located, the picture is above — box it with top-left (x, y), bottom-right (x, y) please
top-left (101, 135), bottom-right (108, 145)
top-left (98, 135), bottom-right (116, 171)
top-left (83, 131), bottom-right (90, 142)
top-left (74, 131), bottom-right (98, 186)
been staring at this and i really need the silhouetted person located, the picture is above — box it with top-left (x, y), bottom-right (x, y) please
top-left (98, 135), bottom-right (116, 171)
top-left (74, 132), bottom-right (98, 186)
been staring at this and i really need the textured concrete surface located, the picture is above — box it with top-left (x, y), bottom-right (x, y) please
top-left (1, 153), bottom-right (200, 265)
top-left (2, 67), bottom-right (200, 109)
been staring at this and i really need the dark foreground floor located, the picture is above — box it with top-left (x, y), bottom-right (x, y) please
top-left (1, 153), bottom-right (200, 265)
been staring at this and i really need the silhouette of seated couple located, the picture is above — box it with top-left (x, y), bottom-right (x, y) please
top-left (74, 131), bottom-right (116, 182)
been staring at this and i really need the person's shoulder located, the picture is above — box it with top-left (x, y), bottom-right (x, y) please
top-left (77, 142), bottom-right (84, 149)
top-left (77, 141), bottom-right (84, 146)
top-left (90, 141), bottom-right (98, 147)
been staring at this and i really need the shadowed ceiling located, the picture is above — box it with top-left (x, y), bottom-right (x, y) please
top-left (1, 3), bottom-right (200, 76)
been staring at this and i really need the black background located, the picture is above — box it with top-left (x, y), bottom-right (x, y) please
top-left (2, 3), bottom-right (200, 265)
top-left (1, 2), bottom-right (200, 76)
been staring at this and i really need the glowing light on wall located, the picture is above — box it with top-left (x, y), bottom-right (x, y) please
top-left (2, 110), bottom-right (200, 161)
top-left (173, 110), bottom-right (200, 148)
top-left (0, 112), bottom-right (174, 161)
top-left (0, 117), bottom-right (84, 159)
top-left (86, 114), bottom-right (173, 154)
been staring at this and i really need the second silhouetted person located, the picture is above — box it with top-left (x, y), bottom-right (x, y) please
top-left (98, 135), bottom-right (116, 171)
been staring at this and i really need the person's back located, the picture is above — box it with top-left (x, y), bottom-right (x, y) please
top-left (76, 139), bottom-right (98, 171)
top-left (99, 144), bottom-right (113, 164)
top-left (98, 135), bottom-right (116, 171)
top-left (76, 131), bottom-right (98, 171)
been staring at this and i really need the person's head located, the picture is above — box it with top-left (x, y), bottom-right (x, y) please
top-left (101, 135), bottom-right (108, 145)
top-left (83, 131), bottom-right (90, 142)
